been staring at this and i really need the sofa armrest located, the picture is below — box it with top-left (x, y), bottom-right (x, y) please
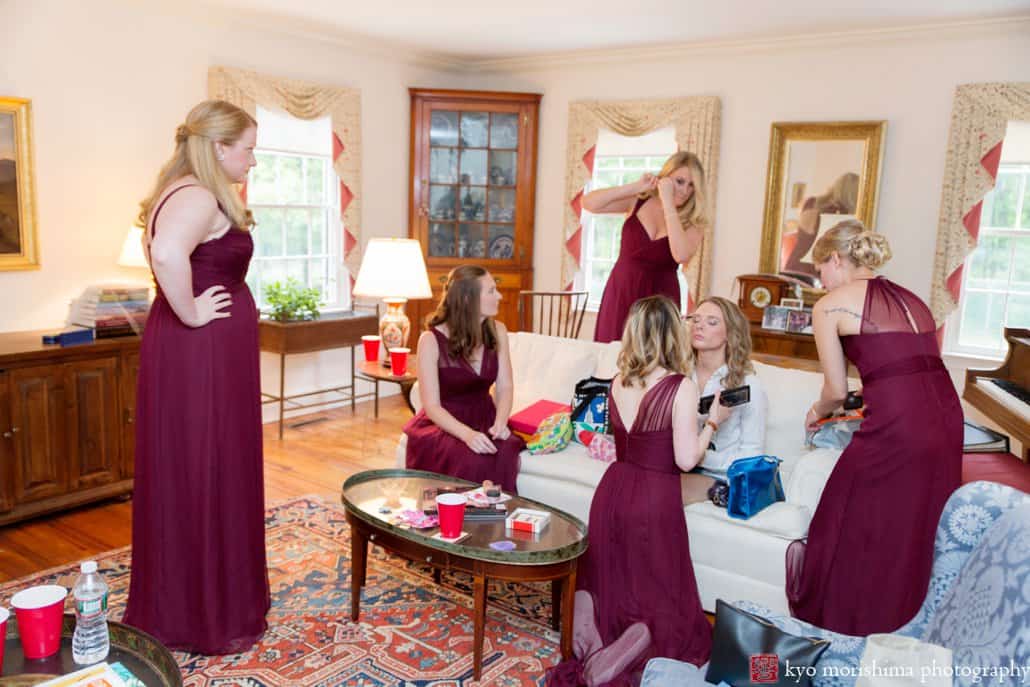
top-left (734, 601), bottom-right (866, 687)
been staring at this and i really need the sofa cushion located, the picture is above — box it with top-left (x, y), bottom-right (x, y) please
top-left (752, 361), bottom-right (824, 461)
top-left (519, 442), bottom-right (611, 490)
top-left (687, 500), bottom-right (810, 540)
top-left (508, 333), bottom-right (618, 412)
top-left (784, 448), bottom-right (841, 515)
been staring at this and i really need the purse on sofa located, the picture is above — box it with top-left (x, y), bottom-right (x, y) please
top-left (706, 599), bottom-right (830, 687)
top-left (570, 376), bottom-right (612, 444)
top-left (726, 455), bottom-right (785, 520)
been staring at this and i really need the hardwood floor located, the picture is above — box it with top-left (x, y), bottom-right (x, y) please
top-left (0, 397), bottom-right (410, 583)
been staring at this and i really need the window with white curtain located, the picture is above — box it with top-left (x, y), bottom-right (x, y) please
top-left (946, 121), bottom-right (1030, 357)
top-left (579, 127), bottom-right (686, 311)
top-left (246, 105), bottom-right (349, 311)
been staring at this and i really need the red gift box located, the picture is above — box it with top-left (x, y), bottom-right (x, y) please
top-left (509, 400), bottom-right (571, 440)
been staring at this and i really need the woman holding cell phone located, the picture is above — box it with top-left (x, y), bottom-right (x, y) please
top-left (680, 296), bottom-right (768, 505)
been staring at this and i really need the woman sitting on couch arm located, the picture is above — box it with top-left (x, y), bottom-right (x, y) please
top-left (680, 296), bottom-right (769, 505)
top-left (403, 265), bottom-right (524, 493)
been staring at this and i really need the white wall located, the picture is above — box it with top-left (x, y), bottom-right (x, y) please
top-left (457, 22), bottom-right (1030, 314)
top-left (0, 0), bottom-right (462, 420)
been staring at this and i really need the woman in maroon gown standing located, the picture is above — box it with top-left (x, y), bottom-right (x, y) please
top-left (550, 296), bottom-right (722, 687)
top-left (588, 152), bottom-right (709, 343)
top-left (404, 265), bottom-right (524, 493)
top-left (124, 100), bottom-right (270, 654)
top-left (787, 221), bottom-right (962, 634)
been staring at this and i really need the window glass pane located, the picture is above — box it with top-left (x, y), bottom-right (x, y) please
top-left (621, 157), bottom-right (648, 169)
top-left (596, 158), bottom-right (621, 170)
top-left (459, 224), bottom-right (486, 258)
top-left (487, 225), bottom-right (515, 259)
top-left (286, 259), bottom-right (308, 285)
top-left (279, 156), bottom-right (304, 205)
top-left (253, 208), bottom-right (283, 257)
top-left (958, 291), bottom-right (1007, 350)
top-left (429, 185), bottom-right (457, 220)
top-left (305, 157), bottom-right (326, 204)
top-left (311, 210), bottom-right (327, 255)
top-left (460, 112), bottom-right (489, 147)
top-left (262, 260), bottom-right (287, 294)
top-left (430, 148), bottom-right (458, 184)
top-left (1007, 292), bottom-right (1030, 329)
top-left (594, 171), bottom-right (623, 189)
top-left (589, 261), bottom-right (612, 304)
top-left (591, 223), bottom-right (614, 260)
top-left (1012, 234), bottom-right (1030, 287)
top-left (245, 265), bottom-right (261, 306)
top-left (1022, 173), bottom-right (1030, 229)
top-left (989, 172), bottom-right (1020, 228)
top-left (430, 111), bottom-right (459, 147)
top-left (488, 188), bottom-right (515, 222)
top-left (459, 187), bottom-right (486, 222)
top-left (460, 149), bottom-right (487, 185)
top-left (490, 113), bottom-right (519, 149)
top-left (429, 222), bottom-right (456, 257)
top-left (285, 209), bottom-right (308, 255)
top-left (966, 235), bottom-right (1011, 290)
top-left (309, 258), bottom-right (328, 295)
top-left (488, 150), bottom-right (517, 186)
top-left (249, 153), bottom-right (277, 204)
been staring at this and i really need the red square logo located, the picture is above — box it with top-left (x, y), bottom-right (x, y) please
top-left (750, 654), bottom-right (779, 683)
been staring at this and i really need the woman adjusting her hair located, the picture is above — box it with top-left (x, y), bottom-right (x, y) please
top-left (586, 151), bottom-right (709, 343)
top-left (124, 100), bottom-right (270, 654)
top-left (786, 220), bottom-right (961, 635)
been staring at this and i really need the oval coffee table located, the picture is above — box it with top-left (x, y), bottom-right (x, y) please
top-left (342, 468), bottom-right (587, 680)
top-left (1, 613), bottom-right (182, 685)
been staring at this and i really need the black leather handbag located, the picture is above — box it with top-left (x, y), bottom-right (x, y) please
top-left (705, 600), bottom-right (830, 687)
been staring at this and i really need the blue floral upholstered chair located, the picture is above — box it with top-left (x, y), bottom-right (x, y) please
top-left (641, 481), bottom-right (1029, 687)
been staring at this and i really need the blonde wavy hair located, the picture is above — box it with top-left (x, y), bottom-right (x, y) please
top-left (137, 100), bottom-right (256, 230)
top-left (617, 295), bottom-right (689, 388)
top-left (815, 172), bottom-right (859, 213)
top-left (812, 219), bottom-right (892, 270)
top-left (688, 296), bottom-right (754, 389)
top-left (638, 151), bottom-right (709, 229)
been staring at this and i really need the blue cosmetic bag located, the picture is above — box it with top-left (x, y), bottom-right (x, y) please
top-left (726, 455), bottom-right (785, 519)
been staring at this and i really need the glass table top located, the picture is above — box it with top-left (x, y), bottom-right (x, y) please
top-left (341, 469), bottom-right (587, 565)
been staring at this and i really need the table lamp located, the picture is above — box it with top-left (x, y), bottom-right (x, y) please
top-left (118, 225), bottom-right (155, 294)
top-left (352, 238), bottom-right (432, 355)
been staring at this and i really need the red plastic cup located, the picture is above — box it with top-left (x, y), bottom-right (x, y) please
top-left (11, 585), bottom-right (67, 659)
top-left (361, 335), bottom-right (380, 362)
top-left (390, 347), bottom-right (410, 376)
top-left (436, 493), bottom-right (467, 539)
top-left (0, 607), bottom-right (9, 669)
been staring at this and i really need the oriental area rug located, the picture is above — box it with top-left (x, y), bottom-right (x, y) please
top-left (0, 496), bottom-right (559, 686)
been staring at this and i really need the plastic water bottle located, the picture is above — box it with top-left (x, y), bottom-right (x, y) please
top-left (72, 561), bottom-right (109, 664)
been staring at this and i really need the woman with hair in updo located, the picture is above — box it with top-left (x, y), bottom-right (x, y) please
top-left (786, 220), bottom-right (962, 635)
top-left (585, 151), bottom-right (710, 343)
top-left (549, 296), bottom-right (715, 687)
top-left (404, 265), bottom-right (524, 493)
top-left (124, 100), bottom-right (270, 653)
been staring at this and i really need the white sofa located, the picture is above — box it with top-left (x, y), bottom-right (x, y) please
top-left (395, 331), bottom-right (845, 614)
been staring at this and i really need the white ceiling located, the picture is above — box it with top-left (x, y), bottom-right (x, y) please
top-left (192, 0), bottom-right (1030, 61)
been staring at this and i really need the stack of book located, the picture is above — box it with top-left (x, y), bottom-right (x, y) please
top-left (68, 283), bottom-right (151, 338)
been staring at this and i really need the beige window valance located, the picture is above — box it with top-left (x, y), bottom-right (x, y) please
top-left (208, 66), bottom-right (363, 278)
top-left (562, 96), bottom-right (722, 306)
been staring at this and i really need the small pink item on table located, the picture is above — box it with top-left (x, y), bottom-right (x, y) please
top-left (390, 347), bottom-right (410, 376)
top-left (361, 335), bottom-right (381, 362)
top-left (11, 584), bottom-right (67, 659)
top-left (435, 492), bottom-right (467, 539)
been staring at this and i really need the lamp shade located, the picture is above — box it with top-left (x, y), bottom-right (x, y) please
top-left (352, 238), bottom-right (432, 299)
top-left (118, 226), bottom-right (148, 268)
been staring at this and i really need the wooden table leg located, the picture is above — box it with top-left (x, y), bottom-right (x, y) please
top-left (551, 576), bottom-right (562, 632)
top-left (561, 565), bottom-right (576, 659)
top-left (350, 524), bottom-right (368, 622)
top-left (400, 381), bottom-right (416, 413)
top-left (374, 379), bottom-right (379, 419)
top-left (473, 568), bottom-right (487, 681)
top-left (433, 567), bottom-right (442, 585)
top-left (349, 346), bottom-right (356, 412)
top-left (278, 352), bottom-right (286, 440)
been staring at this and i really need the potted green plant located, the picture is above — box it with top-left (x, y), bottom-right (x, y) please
top-left (263, 278), bottom-right (323, 322)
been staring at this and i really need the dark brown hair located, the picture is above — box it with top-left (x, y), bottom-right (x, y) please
top-left (426, 265), bottom-right (497, 360)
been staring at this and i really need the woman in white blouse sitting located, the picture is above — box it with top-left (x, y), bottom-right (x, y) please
top-left (680, 296), bottom-right (769, 504)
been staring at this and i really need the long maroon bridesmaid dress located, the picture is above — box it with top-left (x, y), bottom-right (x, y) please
top-left (550, 374), bottom-right (712, 686)
top-left (786, 277), bottom-right (962, 634)
top-left (123, 184), bottom-right (270, 654)
top-left (404, 327), bottom-right (524, 493)
top-left (594, 198), bottom-right (681, 343)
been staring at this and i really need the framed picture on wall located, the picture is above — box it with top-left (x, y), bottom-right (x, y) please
top-left (0, 97), bottom-right (40, 271)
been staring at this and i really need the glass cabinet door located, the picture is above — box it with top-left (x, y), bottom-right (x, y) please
top-left (425, 108), bottom-right (520, 262)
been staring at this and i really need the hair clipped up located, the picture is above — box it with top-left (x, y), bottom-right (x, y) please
top-left (812, 219), bottom-right (892, 270)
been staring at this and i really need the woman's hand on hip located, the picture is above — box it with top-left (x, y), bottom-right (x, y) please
top-left (189, 284), bottom-right (232, 327)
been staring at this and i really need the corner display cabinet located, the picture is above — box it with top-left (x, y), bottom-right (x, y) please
top-left (407, 88), bottom-right (541, 338)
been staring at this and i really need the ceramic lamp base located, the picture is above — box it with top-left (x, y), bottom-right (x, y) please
top-left (379, 298), bottom-right (411, 365)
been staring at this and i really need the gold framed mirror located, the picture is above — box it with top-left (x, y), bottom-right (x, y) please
top-left (0, 97), bottom-right (40, 271)
top-left (759, 121), bottom-right (886, 282)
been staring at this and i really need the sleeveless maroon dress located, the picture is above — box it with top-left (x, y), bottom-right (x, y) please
top-left (550, 375), bottom-right (712, 685)
top-left (403, 327), bottom-right (524, 492)
top-left (786, 277), bottom-right (962, 634)
top-left (123, 185), bottom-right (270, 654)
top-left (594, 198), bottom-right (681, 343)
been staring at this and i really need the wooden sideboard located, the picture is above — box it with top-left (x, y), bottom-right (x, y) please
top-left (0, 331), bottom-right (140, 526)
top-left (749, 323), bottom-right (819, 361)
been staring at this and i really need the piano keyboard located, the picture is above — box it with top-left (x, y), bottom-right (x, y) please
top-left (975, 377), bottom-right (1030, 421)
